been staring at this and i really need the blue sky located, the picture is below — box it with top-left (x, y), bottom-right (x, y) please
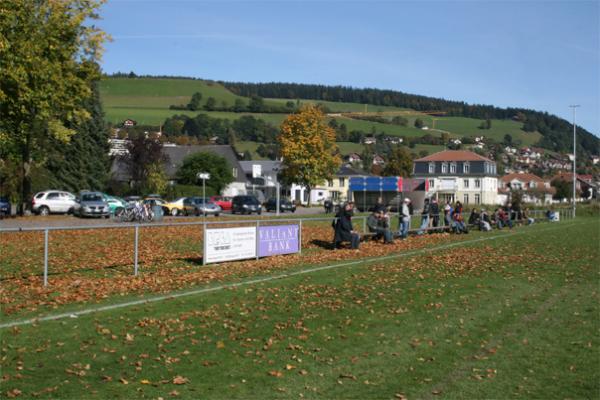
top-left (98, 0), bottom-right (599, 135)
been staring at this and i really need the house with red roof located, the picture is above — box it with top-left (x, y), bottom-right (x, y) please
top-left (412, 150), bottom-right (499, 205)
top-left (499, 172), bottom-right (555, 205)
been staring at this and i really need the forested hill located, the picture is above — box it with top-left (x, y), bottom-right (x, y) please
top-left (221, 81), bottom-right (599, 157)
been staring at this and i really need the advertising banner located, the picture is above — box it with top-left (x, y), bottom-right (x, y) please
top-left (205, 226), bottom-right (256, 264)
top-left (258, 224), bottom-right (300, 257)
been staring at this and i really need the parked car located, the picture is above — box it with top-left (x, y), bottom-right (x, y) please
top-left (144, 197), bottom-right (167, 207)
top-left (102, 194), bottom-right (127, 216)
top-left (231, 195), bottom-right (262, 215)
top-left (210, 195), bottom-right (232, 211)
top-left (74, 191), bottom-right (110, 218)
top-left (162, 197), bottom-right (187, 216)
top-left (31, 190), bottom-right (77, 215)
top-left (265, 198), bottom-right (296, 213)
top-left (0, 196), bottom-right (11, 217)
top-left (185, 197), bottom-right (222, 216)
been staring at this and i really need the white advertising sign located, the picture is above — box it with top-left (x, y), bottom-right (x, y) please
top-left (204, 226), bottom-right (256, 264)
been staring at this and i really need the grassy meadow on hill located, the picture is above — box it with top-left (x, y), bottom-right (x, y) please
top-left (100, 77), bottom-right (539, 151)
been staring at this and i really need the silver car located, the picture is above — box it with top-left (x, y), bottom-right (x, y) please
top-left (74, 192), bottom-right (110, 218)
top-left (32, 190), bottom-right (77, 215)
top-left (189, 197), bottom-right (221, 217)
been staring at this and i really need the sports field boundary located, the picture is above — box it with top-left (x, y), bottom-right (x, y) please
top-left (0, 220), bottom-right (585, 329)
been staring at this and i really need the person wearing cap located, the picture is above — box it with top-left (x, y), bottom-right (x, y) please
top-left (398, 198), bottom-right (411, 239)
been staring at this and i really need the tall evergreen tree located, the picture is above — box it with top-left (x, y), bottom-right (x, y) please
top-left (45, 82), bottom-right (111, 192)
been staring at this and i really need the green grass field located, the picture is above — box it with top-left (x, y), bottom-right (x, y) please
top-left (100, 77), bottom-right (538, 147)
top-left (1, 216), bottom-right (598, 399)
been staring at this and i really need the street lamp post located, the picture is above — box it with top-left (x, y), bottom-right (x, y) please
top-left (569, 105), bottom-right (579, 218)
top-left (197, 172), bottom-right (210, 219)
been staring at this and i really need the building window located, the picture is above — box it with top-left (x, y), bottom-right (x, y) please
top-left (428, 179), bottom-right (435, 189)
top-left (232, 167), bottom-right (237, 177)
top-left (464, 194), bottom-right (469, 204)
top-left (530, 181), bottom-right (536, 188)
top-left (441, 163), bottom-right (448, 174)
top-left (463, 179), bottom-right (469, 189)
top-left (331, 191), bottom-right (339, 200)
top-left (463, 162), bottom-right (470, 174)
top-left (475, 179), bottom-right (481, 188)
top-left (339, 178), bottom-right (345, 187)
top-left (428, 162), bottom-right (435, 173)
top-left (475, 194), bottom-right (480, 204)
top-left (327, 180), bottom-right (334, 187)
top-left (492, 164), bottom-right (496, 174)
top-left (450, 163), bottom-right (456, 173)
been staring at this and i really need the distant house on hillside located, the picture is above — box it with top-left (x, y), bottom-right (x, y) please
top-left (372, 154), bottom-right (386, 166)
top-left (122, 119), bottom-right (137, 127)
top-left (363, 137), bottom-right (376, 145)
top-left (345, 153), bottom-right (362, 164)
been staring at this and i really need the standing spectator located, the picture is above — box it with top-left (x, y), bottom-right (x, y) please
top-left (333, 202), bottom-right (360, 249)
top-left (398, 198), bottom-right (411, 239)
top-left (373, 196), bottom-right (385, 213)
top-left (443, 202), bottom-right (453, 227)
top-left (430, 198), bottom-right (440, 228)
top-left (418, 198), bottom-right (431, 235)
top-left (324, 199), bottom-right (333, 214)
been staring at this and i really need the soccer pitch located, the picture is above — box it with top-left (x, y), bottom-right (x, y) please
top-left (1, 218), bottom-right (598, 399)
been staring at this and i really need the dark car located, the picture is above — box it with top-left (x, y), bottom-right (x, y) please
top-left (231, 195), bottom-right (262, 215)
top-left (0, 196), bottom-right (11, 217)
top-left (265, 198), bottom-right (296, 213)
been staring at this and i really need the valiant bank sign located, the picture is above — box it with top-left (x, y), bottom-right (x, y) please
top-left (204, 224), bottom-right (300, 264)
top-left (258, 224), bottom-right (300, 257)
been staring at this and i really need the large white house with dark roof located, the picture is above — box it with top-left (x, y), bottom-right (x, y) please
top-left (412, 150), bottom-right (499, 205)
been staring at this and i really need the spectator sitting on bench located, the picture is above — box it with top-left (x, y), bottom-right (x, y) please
top-left (333, 202), bottom-right (360, 250)
top-left (522, 207), bottom-right (534, 225)
top-left (367, 209), bottom-right (393, 244)
top-left (452, 201), bottom-right (468, 234)
top-left (468, 208), bottom-right (480, 226)
top-left (479, 209), bottom-right (492, 231)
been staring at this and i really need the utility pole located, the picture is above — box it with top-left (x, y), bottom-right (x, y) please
top-left (569, 105), bottom-right (579, 218)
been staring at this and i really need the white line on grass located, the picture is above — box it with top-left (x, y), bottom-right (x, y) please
top-left (0, 221), bottom-right (584, 329)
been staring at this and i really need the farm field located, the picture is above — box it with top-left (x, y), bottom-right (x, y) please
top-left (100, 77), bottom-right (537, 146)
top-left (1, 216), bottom-right (597, 399)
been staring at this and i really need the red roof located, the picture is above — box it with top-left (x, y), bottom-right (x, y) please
top-left (500, 172), bottom-right (546, 184)
top-left (415, 150), bottom-right (492, 162)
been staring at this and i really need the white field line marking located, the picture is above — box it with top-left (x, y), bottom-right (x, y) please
top-left (0, 221), bottom-right (583, 329)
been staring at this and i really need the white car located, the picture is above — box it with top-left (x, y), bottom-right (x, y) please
top-left (32, 190), bottom-right (77, 216)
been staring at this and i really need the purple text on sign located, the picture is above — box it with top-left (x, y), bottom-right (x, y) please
top-left (258, 224), bottom-right (300, 257)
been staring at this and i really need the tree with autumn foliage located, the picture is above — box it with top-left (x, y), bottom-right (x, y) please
top-left (278, 105), bottom-right (341, 206)
top-left (0, 0), bottom-right (108, 213)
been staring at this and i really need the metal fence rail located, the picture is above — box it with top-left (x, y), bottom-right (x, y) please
top-left (0, 209), bottom-right (574, 286)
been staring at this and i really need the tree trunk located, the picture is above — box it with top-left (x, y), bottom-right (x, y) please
top-left (20, 142), bottom-right (31, 216)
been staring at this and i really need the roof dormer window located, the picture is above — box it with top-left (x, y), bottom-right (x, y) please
top-left (449, 162), bottom-right (456, 174)
top-left (441, 163), bottom-right (448, 174)
top-left (463, 162), bottom-right (470, 174)
top-left (428, 162), bottom-right (435, 173)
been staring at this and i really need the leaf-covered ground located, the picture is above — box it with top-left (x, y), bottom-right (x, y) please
top-left (0, 217), bottom-right (598, 399)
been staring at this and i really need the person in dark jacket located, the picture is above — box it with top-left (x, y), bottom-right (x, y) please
top-left (430, 198), bottom-right (440, 228)
top-left (333, 202), bottom-right (360, 249)
top-left (417, 198), bottom-right (431, 235)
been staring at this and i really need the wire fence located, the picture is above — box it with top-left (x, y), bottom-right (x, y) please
top-left (0, 209), bottom-right (574, 287)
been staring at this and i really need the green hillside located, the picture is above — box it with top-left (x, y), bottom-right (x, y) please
top-left (100, 77), bottom-right (539, 147)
